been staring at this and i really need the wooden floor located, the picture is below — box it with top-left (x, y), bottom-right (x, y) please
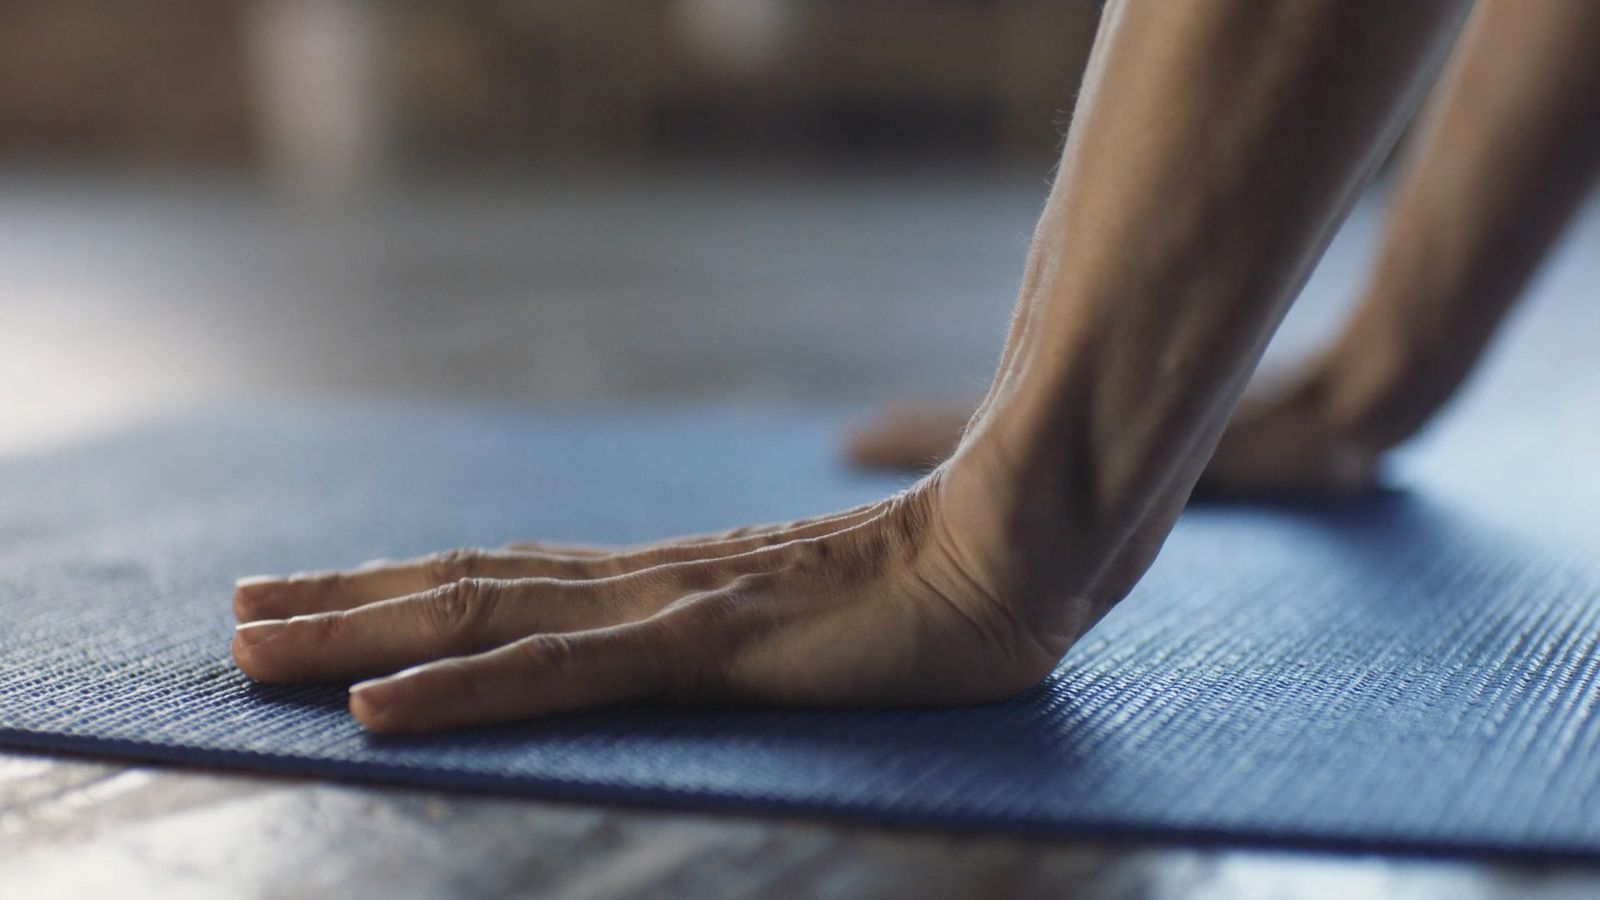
top-left (2, 170), bottom-right (1597, 898)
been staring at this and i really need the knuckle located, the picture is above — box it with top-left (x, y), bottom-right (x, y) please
top-left (424, 577), bottom-right (498, 641)
top-left (713, 573), bottom-right (774, 604)
top-left (325, 571), bottom-right (357, 597)
top-left (425, 548), bottom-right (487, 584)
top-left (297, 610), bottom-right (346, 644)
top-left (513, 634), bottom-right (576, 674)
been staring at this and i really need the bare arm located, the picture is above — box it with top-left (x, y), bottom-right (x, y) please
top-left (1202, 0), bottom-right (1600, 493)
top-left (1321, 0), bottom-right (1600, 448)
top-left (945, 0), bottom-right (1468, 603)
top-left (233, 1), bottom-right (1469, 732)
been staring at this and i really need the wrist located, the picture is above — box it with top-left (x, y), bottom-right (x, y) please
top-left (941, 369), bottom-right (1132, 596)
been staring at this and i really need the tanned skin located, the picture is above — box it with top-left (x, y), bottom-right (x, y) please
top-left (850, 0), bottom-right (1600, 495)
top-left (233, 1), bottom-right (1495, 733)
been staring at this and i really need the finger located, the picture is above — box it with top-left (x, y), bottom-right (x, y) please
top-left (1194, 414), bottom-right (1378, 499)
top-left (577, 505), bottom-right (886, 571)
top-left (233, 573), bottom-right (667, 684)
top-left (504, 502), bottom-right (881, 555)
top-left (844, 407), bottom-right (969, 471)
top-left (232, 549), bottom-right (608, 623)
top-left (302, 508), bottom-right (881, 611)
top-left (500, 505), bottom-right (886, 582)
top-left (236, 510), bottom-right (872, 625)
top-left (347, 615), bottom-right (723, 733)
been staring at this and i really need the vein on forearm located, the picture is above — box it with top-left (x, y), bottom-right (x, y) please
top-left (963, 0), bottom-right (1472, 588)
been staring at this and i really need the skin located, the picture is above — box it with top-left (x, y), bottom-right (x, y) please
top-left (849, 0), bottom-right (1600, 497)
top-left (234, 0), bottom-right (1475, 733)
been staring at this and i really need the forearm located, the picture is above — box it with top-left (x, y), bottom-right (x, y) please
top-left (949, 0), bottom-right (1470, 597)
top-left (1317, 0), bottom-right (1600, 452)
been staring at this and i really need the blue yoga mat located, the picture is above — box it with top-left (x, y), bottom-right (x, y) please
top-left (2, 400), bottom-right (1597, 857)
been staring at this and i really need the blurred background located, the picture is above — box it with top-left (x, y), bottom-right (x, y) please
top-left (0, 0), bottom-right (1458, 458)
top-left (0, 0), bottom-right (1100, 172)
top-left (0, 0), bottom-right (1110, 455)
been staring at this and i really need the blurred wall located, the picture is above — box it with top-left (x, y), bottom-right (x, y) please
top-left (0, 0), bottom-right (1100, 174)
top-left (0, 1), bottom-right (254, 164)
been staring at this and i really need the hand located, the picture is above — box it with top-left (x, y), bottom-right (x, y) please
top-left (231, 477), bottom-right (1066, 733)
top-left (843, 403), bottom-right (971, 472)
top-left (1193, 369), bottom-right (1379, 498)
top-left (847, 376), bottom-right (1380, 498)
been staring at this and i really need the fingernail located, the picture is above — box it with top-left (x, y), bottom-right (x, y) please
top-left (235, 575), bottom-right (279, 590)
top-left (350, 677), bottom-right (394, 713)
top-left (234, 620), bottom-right (286, 646)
